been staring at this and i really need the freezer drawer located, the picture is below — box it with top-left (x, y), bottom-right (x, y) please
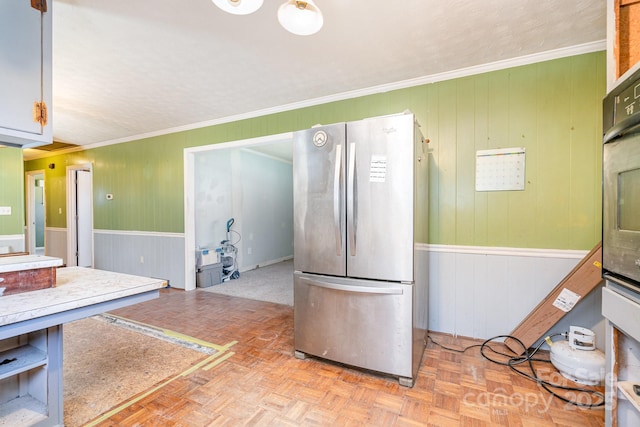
top-left (294, 272), bottom-right (424, 383)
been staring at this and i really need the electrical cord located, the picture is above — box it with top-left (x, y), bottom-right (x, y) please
top-left (427, 334), bottom-right (605, 408)
top-left (220, 230), bottom-right (242, 246)
top-left (228, 229), bottom-right (241, 246)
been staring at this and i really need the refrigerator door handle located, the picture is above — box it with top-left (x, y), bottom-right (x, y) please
top-left (300, 277), bottom-right (403, 295)
top-left (333, 144), bottom-right (343, 256)
top-left (347, 142), bottom-right (357, 256)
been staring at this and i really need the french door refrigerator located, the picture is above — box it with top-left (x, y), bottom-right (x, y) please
top-left (293, 112), bottom-right (429, 387)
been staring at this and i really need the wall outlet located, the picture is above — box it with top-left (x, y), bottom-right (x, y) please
top-left (247, 247), bottom-right (252, 255)
top-left (140, 256), bottom-right (144, 264)
top-left (0, 207), bottom-right (11, 215)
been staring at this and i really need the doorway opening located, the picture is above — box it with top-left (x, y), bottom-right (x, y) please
top-left (183, 132), bottom-right (293, 291)
top-left (26, 170), bottom-right (45, 255)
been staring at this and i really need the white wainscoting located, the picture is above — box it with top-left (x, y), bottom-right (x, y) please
top-left (94, 230), bottom-right (185, 289)
top-left (29, 229), bottom-right (608, 347)
top-left (422, 244), bottom-right (605, 347)
top-left (45, 227), bottom-right (67, 263)
top-left (0, 234), bottom-right (25, 253)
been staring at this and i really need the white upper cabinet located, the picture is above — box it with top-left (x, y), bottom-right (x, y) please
top-left (0, 0), bottom-right (52, 148)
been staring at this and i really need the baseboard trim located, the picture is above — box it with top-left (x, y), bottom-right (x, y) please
top-left (239, 255), bottom-right (293, 273)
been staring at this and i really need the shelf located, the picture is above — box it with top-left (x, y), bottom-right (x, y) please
top-left (618, 381), bottom-right (640, 413)
top-left (0, 395), bottom-right (47, 426)
top-left (0, 345), bottom-right (47, 381)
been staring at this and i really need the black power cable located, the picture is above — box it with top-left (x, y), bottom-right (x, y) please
top-left (228, 229), bottom-right (242, 246)
top-left (427, 334), bottom-right (605, 408)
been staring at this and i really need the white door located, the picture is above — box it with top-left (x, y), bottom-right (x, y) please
top-left (67, 167), bottom-right (93, 267)
top-left (26, 171), bottom-right (45, 255)
top-left (76, 170), bottom-right (92, 267)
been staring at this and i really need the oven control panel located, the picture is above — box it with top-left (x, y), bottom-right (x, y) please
top-left (615, 77), bottom-right (640, 124)
top-left (605, 66), bottom-right (640, 134)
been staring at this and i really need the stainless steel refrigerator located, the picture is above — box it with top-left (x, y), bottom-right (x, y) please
top-left (293, 112), bottom-right (429, 387)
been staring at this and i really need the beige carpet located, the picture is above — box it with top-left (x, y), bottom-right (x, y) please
top-left (201, 259), bottom-right (293, 306)
top-left (63, 316), bottom-right (206, 427)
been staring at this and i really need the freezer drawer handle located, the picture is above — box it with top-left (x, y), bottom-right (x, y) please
top-left (334, 144), bottom-right (343, 256)
top-left (300, 277), bottom-right (403, 295)
top-left (347, 142), bottom-right (357, 256)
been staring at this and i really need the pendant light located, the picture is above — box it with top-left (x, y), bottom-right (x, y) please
top-left (277, 0), bottom-right (323, 36)
top-left (212, 0), bottom-right (263, 15)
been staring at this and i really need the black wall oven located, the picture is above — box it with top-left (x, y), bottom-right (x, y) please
top-left (603, 66), bottom-right (640, 291)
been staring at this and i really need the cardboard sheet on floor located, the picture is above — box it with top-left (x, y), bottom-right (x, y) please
top-left (505, 241), bottom-right (603, 355)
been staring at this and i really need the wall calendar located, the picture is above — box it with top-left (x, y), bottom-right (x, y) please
top-left (475, 147), bottom-right (526, 192)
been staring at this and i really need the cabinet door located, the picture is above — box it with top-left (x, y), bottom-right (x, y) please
top-left (346, 114), bottom-right (415, 282)
top-left (0, 1), bottom-right (52, 147)
top-left (293, 123), bottom-right (347, 277)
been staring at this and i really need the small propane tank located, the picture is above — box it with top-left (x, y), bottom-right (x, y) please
top-left (549, 326), bottom-right (606, 386)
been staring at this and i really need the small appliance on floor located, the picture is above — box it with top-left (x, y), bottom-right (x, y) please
top-left (195, 248), bottom-right (223, 288)
top-left (217, 218), bottom-right (240, 282)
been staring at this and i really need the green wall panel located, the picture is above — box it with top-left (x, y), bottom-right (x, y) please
top-left (485, 69), bottom-right (511, 247)
top-left (567, 53), bottom-right (606, 249)
top-left (24, 51), bottom-right (606, 250)
top-left (0, 147), bottom-right (24, 235)
top-left (436, 79), bottom-right (459, 245)
top-left (472, 74), bottom-right (490, 245)
top-left (506, 65), bottom-right (537, 246)
top-left (90, 133), bottom-right (186, 232)
top-left (424, 84), bottom-right (441, 244)
top-left (455, 76), bottom-right (477, 245)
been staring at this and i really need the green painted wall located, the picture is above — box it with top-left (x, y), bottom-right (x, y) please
top-left (0, 147), bottom-right (25, 235)
top-left (24, 51), bottom-right (606, 250)
top-left (26, 153), bottom-right (72, 229)
top-left (424, 52), bottom-right (606, 249)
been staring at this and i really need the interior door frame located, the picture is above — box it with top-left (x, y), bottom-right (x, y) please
top-left (66, 163), bottom-right (94, 267)
top-left (25, 169), bottom-right (45, 255)
top-left (183, 132), bottom-right (292, 291)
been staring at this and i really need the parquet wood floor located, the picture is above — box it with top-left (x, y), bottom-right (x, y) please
top-left (90, 288), bottom-right (605, 426)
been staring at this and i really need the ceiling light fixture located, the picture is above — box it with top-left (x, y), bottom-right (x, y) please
top-left (212, 0), bottom-right (323, 36)
top-left (211, 0), bottom-right (263, 16)
top-left (277, 0), bottom-right (323, 36)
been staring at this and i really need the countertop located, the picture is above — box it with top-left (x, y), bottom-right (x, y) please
top-left (0, 267), bottom-right (166, 327)
top-left (0, 255), bottom-right (63, 273)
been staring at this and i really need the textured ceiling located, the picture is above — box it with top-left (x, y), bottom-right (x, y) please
top-left (49, 0), bottom-right (606, 151)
